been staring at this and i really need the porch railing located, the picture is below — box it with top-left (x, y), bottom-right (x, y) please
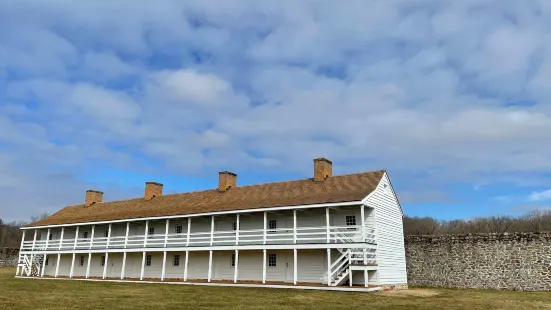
top-left (22, 225), bottom-right (376, 251)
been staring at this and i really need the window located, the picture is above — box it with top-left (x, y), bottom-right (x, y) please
top-left (268, 253), bottom-right (276, 267)
top-left (231, 253), bottom-right (235, 267)
top-left (80, 256), bottom-right (84, 266)
top-left (146, 255), bottom-right (152, 266)
top-left (45, 257), bottom-right (49, 266)
top-left (83, 231), bottom-right (89, 239)
top-left (104, 230), bottom-right (109, 238)
top-left (268, 220), bottom-right (277, 232)
top-left (232, 222), bottom-right (237, 231)
top-left (101, 256), bottom-right (105, 266)
top-left (148, 227), bottom-right (155, 235)
top-left (175, 225), bottom-right (183, 234)
top-left (173, 255), bottom-right (180, 267)
top-left (48, 233), bottom-right (53, 241)
top-left (345, 215), bottom-right (357, 226)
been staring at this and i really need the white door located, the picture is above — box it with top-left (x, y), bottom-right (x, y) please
top-left (285, 252), bottom-right (294, 282)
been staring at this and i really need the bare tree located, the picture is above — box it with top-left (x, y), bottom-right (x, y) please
top-left (404, 210), bottom-right (551, 235)
top-left (29, 213), bottom-right (49, 224)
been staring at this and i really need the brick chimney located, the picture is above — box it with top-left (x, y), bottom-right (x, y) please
top-left (218, 171), bottom-right (237, 191)
top-left (145, 182), bottom-right (163, 200)
top-left (85, 190), bottom-right (103, 207)
top-left (313, 158), bottom-right (332, 181)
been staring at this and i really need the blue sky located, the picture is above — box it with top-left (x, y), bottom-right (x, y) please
top-left (1, 0), bottom-right (551, 222)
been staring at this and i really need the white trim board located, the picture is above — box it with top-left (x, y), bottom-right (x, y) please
top-left (22, 200), bottom-right (366, 230)
top-left (15, 276), bottom-right (383, 293)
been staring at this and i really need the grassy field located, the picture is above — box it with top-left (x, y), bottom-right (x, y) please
top-left (1, 268), bottom-right (551, 310)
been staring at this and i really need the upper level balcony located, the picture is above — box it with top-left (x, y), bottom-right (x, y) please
top-left (22, 224), bottom-right (376, 252)
top-left (21, 204), bottom-right (377, 252)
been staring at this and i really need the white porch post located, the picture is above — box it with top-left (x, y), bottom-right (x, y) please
top-left (20, 230), bottom-right (26, 250)
top-left (293, 249), bottom-right (297, 285)
top-left (124, 222), bottom-right (129, 249)
top-left (31, 229), bottom-right (37, 250)
top-left (121, 252), bottom-right (127, 280)
top-left (348, 251), bottom-right (352, 287)
top-left (41, 254), bottom-right (47, 277)
top-left (27, 254), bottom-right (32, 276)
top-left (263, 212), bottom-right (267, 245)
top-left (210, 216), bottom-right (214, 246)
top-left (103, 253), bottom-right (109, 279)
top-left (90, 225), bottom-right (95, 249)
top-left (106, 223), bottom-right (112, 249)
top-left (360, 205), bottom-right (365, 242)
top-left (69, 253), bottom-right (76, 278)
top-left (186, 218), bottom-right (191, 246)
top-left (364, 270), bottom-right (368, 287)
top-left (326, 249), bottom-right (331, 286)
top-left (59, 227), bottom-right (65, 250)
top-left (18, 231), bottom-right (26, 273)
top-left (54, 253), bottom-right (60, 277)
top-left (293, 210), bottom-right (297, 244)
top-left (233, 249), bottom-right (239, 283)
top-left (144, 221), bottom-right (149, 247)
top-left (207, 250), bottom-right (213, 282)
top-left (140, 252), bottom-right (146, 280)
top-left (161, 251), bottom-right (167, 281)
top-left (262, 249), bottom-right (266, 283)
top-left (45, 228), bottom-right (51, 250)
top-left (164, 219), bottom-right (169, 248)
top-left (73, 226), bottom-right (79, 250)
top-left (235, 214), bottom-right (240, 245)
top-left (326, 207), bottom-right (330, 243)
top-left (183, 251), bottom-right (189, 281)
top-left (86, 253), bottom-right (92, 279)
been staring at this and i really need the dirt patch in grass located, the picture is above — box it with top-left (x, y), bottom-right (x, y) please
top-left (380, 288), bottom-right (440, 297)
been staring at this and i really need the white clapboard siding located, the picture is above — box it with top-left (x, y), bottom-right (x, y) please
top-left (186, 251), bottom-right (209, 280)
top-left (164, 251), bottom-right (186, 279)
top-left (235, 250), bottom-right (263, 281)
top-left (123, 253), bottom-right (142, 278)
top-left (143, 252), bottom-right (163, 279)
top-left (367, 173), bottom-right (407, 285)
top-left (88, 254), bottom-right (105, 277)
top-left (43, 255), bottom-right (58, 276)
top-left (265, 250), bottom-right (293, 282)
top-left (297, 250), bottom-right (326, 283)
top-left (56, 254), bottom-right (72, 276)
top-left (72, 255), bottom-right (87, 277)
top-left (212, 251), bottom-right (234, 280)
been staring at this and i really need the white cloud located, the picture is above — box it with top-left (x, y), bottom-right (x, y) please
top-left (156, 70), bottom-right (232, 105)
top-left (529, 189), bottom-right (551, 202)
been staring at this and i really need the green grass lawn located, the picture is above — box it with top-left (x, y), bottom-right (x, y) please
top-left (1, 268), bottom-right (550, 310)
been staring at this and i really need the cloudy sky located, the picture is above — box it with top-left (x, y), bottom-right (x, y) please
top-left (1, 0), bottom-right (551, 222)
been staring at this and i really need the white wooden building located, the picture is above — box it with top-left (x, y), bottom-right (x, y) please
top-left (16, 158), bottom-right (407, 291)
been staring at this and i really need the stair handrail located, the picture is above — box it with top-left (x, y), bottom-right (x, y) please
top-left (333, 228), bottom-right (355, 243)
top-left (330, 249), bottom-right (351, 283)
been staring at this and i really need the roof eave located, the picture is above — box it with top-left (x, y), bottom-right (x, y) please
top-left (21, 200), bottom-right (365, 230)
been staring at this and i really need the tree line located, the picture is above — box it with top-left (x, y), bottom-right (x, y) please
top-left (0, 213), bottom-right (48, 248)
top-left (403, 209), bottom-right (551, 235)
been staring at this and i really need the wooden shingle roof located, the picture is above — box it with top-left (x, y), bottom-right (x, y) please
top-left (26, 170), bottom-right (385, 227)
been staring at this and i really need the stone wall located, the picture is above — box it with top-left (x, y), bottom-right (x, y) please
top-left (405, 232), bottom-right (551, 291)
top-left (0, 248), bottom-right (19, 268)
